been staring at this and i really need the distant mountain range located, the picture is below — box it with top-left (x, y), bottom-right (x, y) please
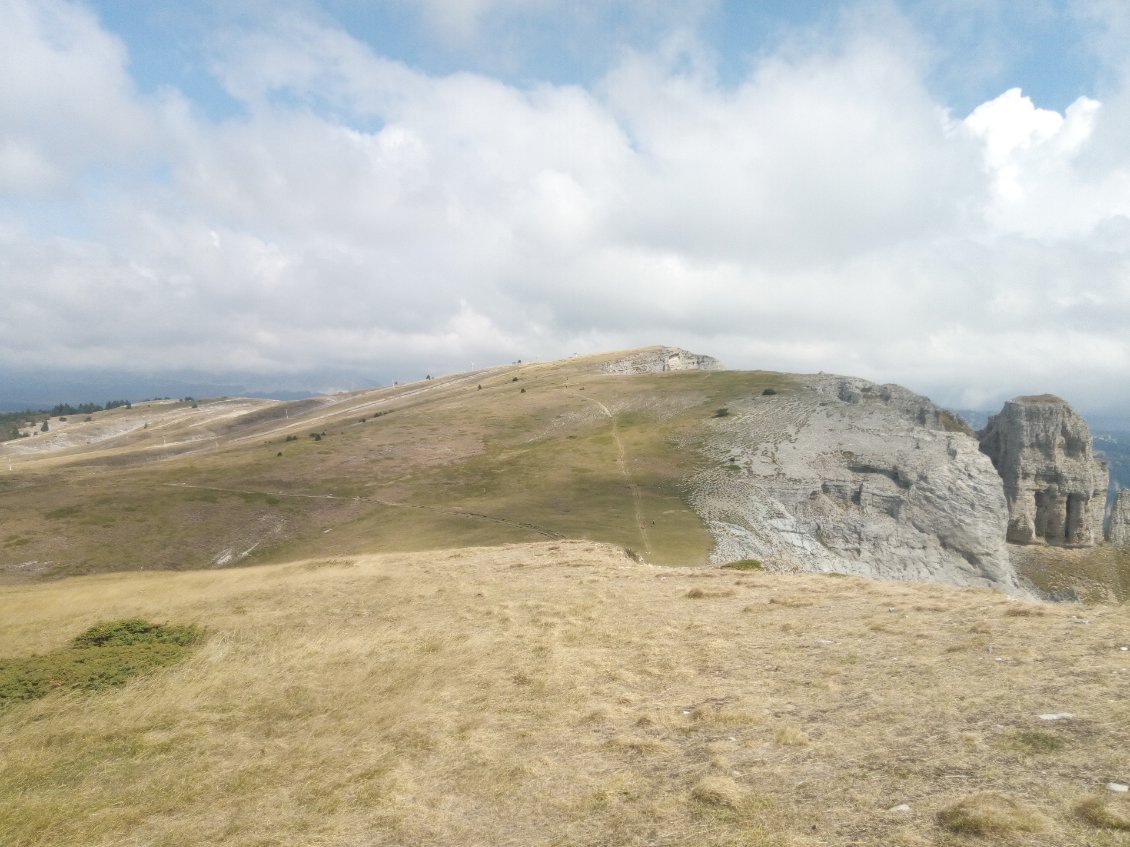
top-left (1093, 431), bottom-right (1130, 495)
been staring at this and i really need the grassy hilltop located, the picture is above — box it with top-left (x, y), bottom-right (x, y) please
top-left (0, 349), bottom-right (792, 581)
top-left (2, 348), bottom-right (1130, 845)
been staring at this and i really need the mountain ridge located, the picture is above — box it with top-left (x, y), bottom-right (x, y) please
top-left (2, 346), bottom-right (1126, 599)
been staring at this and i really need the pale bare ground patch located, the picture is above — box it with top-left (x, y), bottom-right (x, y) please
top-left (1, 542), bottom-right (1129, 846)
top-left (3, 397), bottom-right (278, 461)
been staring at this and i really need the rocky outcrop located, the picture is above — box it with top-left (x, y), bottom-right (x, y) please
top-left (690, 375), bottom-right (1024, 595)
top-left (978, 396), bottom-right (1108, 547)
top-left (1108, 490), bottom-right (1130, 545)
top-left (602, 346), bottom-right (721, 375)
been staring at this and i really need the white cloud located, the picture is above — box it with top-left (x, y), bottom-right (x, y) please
top-left (965, 87), bottom-right (1073, 169)
top-left (0, 0), bottom-right (152, 195)
top-left (602, 26), bottom-right (982, 266)
top-left (963, 87), bottom-right (1130, 238)
top-left (2, 1), bottom-right (1130, 415)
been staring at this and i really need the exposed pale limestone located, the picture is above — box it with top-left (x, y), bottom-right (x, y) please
top-left (978, 396), bottom-right (1108, 547)
top-left (1108, 489), bottom-right (1130, 546)
top-left (690, 375), bottom-right (1024, 595)
top-left (601, 346), bottom-right (722, 375)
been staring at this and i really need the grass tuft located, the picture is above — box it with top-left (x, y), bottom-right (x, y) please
top-left (1004, 605), bottom-right (1046, 618)
top-left (937, 792), bottom-right (1049, 835)
top-left (691, 775), bottom-right (745, 809)
top-left (775, 726), bottom-right (810, 747)
top-left (1000, 730), bottom-right (1067, 754)
top-left (1076, 795), bottom-right (1130, 830)
top-left (685, 587), bottom-right (734, 599)
top-left (45, 506), bottom-right (81, 519)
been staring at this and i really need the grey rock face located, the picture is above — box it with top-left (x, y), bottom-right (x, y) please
top-left (690, 375), bottom-right (1024, 595)
top-left (978, 396), bottom-right (1108, 547)
top-left (1108, 490), bottom-right (1130, 545)
top-left (602, 346), bottom-right (721, 375)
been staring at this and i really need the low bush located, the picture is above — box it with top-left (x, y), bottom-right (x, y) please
top-left (71, 618), bottom-right (199, 648)
top-left (0, 618), bottom-right (203, 709)
top-left (722, 559), bottom-right (762, 571)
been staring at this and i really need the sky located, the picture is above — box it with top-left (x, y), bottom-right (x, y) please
top-left (2, 0), bottom-right (1130, 416)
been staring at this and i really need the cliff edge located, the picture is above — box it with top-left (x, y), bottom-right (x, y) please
top-left (690, 375), bottom-right (1024, 595)
top-left (978, 396), bottom-right (1108, 547)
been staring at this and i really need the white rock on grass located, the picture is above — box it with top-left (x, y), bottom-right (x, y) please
top-left (1038, 712), bottom-right (1074, 721)
top-left (1108, 783), bottom-right (1129, 793)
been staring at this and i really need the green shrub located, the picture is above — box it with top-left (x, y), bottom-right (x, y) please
top-left (70, 618), bottom-right (200, 648)
top-left (939, 409), bottom-right (975, 436)
top-left (0, 618), bottom-right (203, 709)
top-left (721, 559), bottom-right (763, 571)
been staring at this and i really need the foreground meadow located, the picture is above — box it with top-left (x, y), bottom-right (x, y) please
top-left (2, 541), bottom-right (1129, 846)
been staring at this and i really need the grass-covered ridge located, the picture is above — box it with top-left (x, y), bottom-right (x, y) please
top-left (0, 618), bottom-right (202, 708)
top-left (2, 347), bottom-right (1127, 600)
top-left (0, 352), bottom-right (798, 579)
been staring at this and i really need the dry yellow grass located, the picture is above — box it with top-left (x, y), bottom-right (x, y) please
top-left (2, 541), bottom-right (1130, 846)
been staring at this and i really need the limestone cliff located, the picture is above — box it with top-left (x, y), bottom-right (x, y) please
top-left (1107, 489), bottom-right (1130, 545)
top-left (601, 346), bottom-right (722, 375)
top-left (978, 396), bottom-right (1108, 547)
top-left (690, 375), bottom-right (1024, 595)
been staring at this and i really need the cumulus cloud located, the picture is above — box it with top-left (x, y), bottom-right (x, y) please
top-left (964, 87), bottom-right (1130, 237)
top-left (0, 0), bottom-right (152, 194)
top-left (2, 0), bottom-right (1130, 414)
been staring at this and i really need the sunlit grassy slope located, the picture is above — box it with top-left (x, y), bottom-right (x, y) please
top-left (2, 542), bottom-right (1129, 847)
top-left (0, 350), bottom-right (794, 579)
top-left (1010, 543), bottom-right (1130, 603)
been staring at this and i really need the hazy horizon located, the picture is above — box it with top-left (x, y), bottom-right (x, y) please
top-left (3, 357), bottom-right (1129, 432)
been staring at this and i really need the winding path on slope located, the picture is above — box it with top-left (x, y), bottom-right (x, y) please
top-left (581, 396), bottom-right (651, 557)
